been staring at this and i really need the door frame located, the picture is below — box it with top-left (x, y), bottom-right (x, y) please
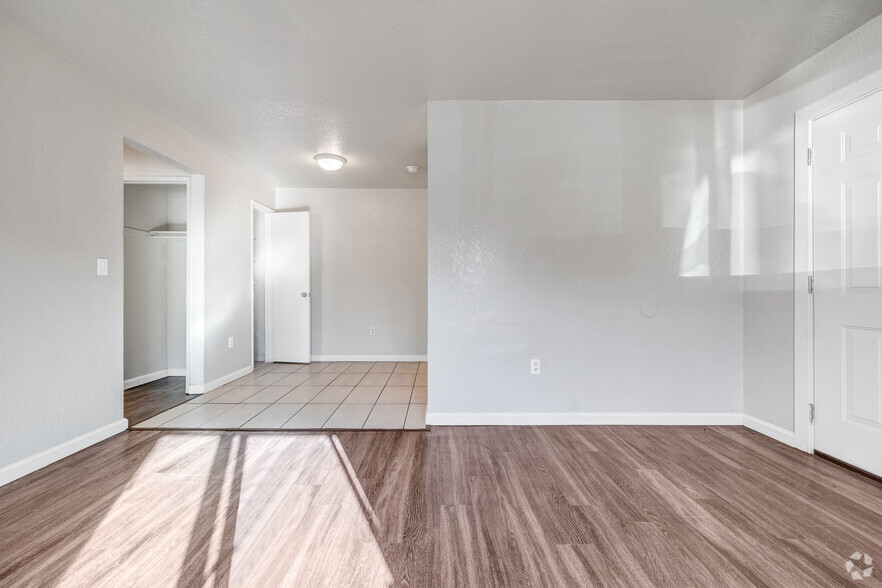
top-left (124, 174), bottom-right (206, 395)
top-left (251, 200), bottom-right (275, 366)
top-left (793, 68), bottom-right (882, 453)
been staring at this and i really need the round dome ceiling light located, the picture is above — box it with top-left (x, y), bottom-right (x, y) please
top-left (406, 165), bottom-right (420, 174)
top-left (314, 153), bottom-right (347, 171)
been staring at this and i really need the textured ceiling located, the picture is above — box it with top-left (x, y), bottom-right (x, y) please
top-left (1, 0), bottom-right (881, 188)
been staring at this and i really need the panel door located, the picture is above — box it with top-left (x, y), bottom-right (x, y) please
top-left (813, 89), bottom-right (882, 476)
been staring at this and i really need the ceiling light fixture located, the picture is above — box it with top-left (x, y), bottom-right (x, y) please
top-left (406, 165), bottom-right (420, 174)
top-left (314, 153), bottom-right (347, 171)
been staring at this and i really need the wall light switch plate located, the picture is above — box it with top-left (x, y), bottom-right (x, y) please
top-left (228, 337), bottom-right (234, 348)
top-left (97, 258), bottom-right (108, 276)
top-left (531, 359), bottom-right (540, 374)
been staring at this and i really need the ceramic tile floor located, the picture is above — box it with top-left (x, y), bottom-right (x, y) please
top-left (132, 361), bottom-right (427, 430)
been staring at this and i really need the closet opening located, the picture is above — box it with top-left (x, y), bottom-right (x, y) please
top-left (123, 179), bottom-right (189, 424)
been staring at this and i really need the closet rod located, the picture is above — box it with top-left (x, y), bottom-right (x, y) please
top-left (124, 226), bottom-right (187, 239)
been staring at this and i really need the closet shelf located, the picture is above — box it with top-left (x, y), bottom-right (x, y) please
top-left (149, 230), bottom-right (187, 239)
top-left (123, 225), bottom-right (187, 239)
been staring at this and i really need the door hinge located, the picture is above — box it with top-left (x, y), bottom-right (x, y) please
top-left (809, 403), bottom-right (815, 424)
top-left (807, 275), bottom-right (814, 294)
top-left (807, 147), bottom-right (814, 166)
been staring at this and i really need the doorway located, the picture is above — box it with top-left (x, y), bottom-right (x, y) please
top-left (123, 180), bottom-right (189, 423)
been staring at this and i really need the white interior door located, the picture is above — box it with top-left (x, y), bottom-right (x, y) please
top-left (267, 211), bottom-right (311, 363)
top-left (813, 89), bottom-right (882, 477)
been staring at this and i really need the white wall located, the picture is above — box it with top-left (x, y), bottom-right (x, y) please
top-left (0, 16), bottom-right (274, 478)
top-left (166, 244), bottom-right (186, 371)
top-left (742, 14), bottom-right (882, 432)
top-left (124, 228), bottom-right (167, 378)
top-left (427, 101), bottom-right (744, 422)
top-left (275, 189), bottom-right (428, 358)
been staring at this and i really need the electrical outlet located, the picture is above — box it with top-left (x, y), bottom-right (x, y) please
top-left (370, 327), bottom-right (376, 336)
top-left (228, 337), bottom-right (234, 349)
top-left (531, 359), bottom-right (540, 375)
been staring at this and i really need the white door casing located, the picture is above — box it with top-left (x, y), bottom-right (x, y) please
top-left (813, 89), bottom-right (882, 477)
top-left (123, 174), bottom-right (205, 395)
top-left (267, 211), bottom-right (311, 363)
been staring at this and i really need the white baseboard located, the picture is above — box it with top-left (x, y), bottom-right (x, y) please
top-left (124, 369), bottom-right (169, 389)
top-left (425, 412), bottom-right (744, 426)
top-left (125, 369), bottom-right (187, 389)
top-left (311, 354), bottom-right (428, 362)
top-left (0, 418), bottom-right (129, 488)
top-left (425, 411), bottom-right (799, 448)
top-left (188, 364), bottom-right (253, 395)
top-left (742, 414), bottom-right (796, 447)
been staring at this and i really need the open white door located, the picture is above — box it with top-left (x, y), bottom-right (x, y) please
top-left (813, 89), bottom-right (882, 477)
top-left (267, 211), bottom-right (311, 363)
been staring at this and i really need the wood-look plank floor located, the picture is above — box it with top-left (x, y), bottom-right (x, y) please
top-left (0, 426), bottom-right (880, 587)
top-left (124, 376), bottom-right (188, 425)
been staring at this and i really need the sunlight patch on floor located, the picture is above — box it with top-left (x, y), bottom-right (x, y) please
top-left (56, 433), bottom-right (392, 587)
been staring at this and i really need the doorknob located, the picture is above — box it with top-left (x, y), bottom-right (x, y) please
top-left (301, 292), bottom-right (310, 298)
